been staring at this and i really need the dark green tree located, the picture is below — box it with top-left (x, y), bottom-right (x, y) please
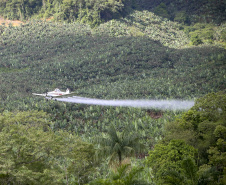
top-left (164, 92), bottom-right (226, 184)
top-left (154, 3), bottom-right (170, 19)
top-left (95, 124), bottom-right (146, 165)
top-left (0, 111), bottom-right (97, 184)
top-left (191, 35), bottom-right (203, 46)
top-left (146, 140), bottom-right (198, 185)
top-left (0, 0), bottom-right (42, 20)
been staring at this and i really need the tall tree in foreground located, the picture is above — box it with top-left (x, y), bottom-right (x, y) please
top-left (0, 111), bottom-right (97, 185)
top-left (95, 124), bottom-right (146, 165)
top-left (162, 91), bottom-right (226, 184)
top-left (146, 140), bottom-right (198, 185)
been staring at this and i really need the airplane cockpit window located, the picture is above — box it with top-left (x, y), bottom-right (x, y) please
top-left (55, 88), bottom-right (61, 92)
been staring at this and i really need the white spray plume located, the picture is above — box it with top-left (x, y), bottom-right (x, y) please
top-left (50, 96), bottom-right (194, 110)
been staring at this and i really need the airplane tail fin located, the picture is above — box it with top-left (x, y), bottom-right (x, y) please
top-left (66, 88), bottom-right (71, 94)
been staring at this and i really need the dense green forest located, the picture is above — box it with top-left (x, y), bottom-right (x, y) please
top-left (0, 0), bottom-right (226, 184)
top-left (0, 0), bottom-right (226, 25)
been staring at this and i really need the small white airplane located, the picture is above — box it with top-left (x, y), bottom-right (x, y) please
top-left (32, 88), bottom-right (72, 97)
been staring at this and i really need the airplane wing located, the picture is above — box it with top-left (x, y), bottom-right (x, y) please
top-left (32, 93), bottom-right (47, 96)
top-left (32, 92), bottom-right (74, 97)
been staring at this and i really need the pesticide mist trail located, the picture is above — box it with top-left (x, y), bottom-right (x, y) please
top-left (51, 96), bottom-right (195, 110)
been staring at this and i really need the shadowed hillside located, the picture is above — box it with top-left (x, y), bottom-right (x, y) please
top-left (137, 0), bottom-right (226, 24)
top-left (0, 21), bottom-right (225, 106)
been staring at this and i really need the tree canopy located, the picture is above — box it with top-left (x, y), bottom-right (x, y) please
top-left (162, 91), bottom-right (226, 184)
top-left (146, 139), bottom-right (198, 185)
top-left (94, 124), bottom-right (146, 165)
top-left (0, 111), bottom-right (97, 184)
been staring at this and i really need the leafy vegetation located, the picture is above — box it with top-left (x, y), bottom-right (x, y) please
top-left (146, 140), bottom-right (198, 185)
top-left (0, 20), bottom-right (225, 101)
top-left (0, 18), bottom-right (225, 143)
top-left (95, 10), bottom-right (189, 48)
top-left (89, 164), bottom-right (150, 185)
top-left (0, 0), bottom-right (128, 27)
top-left (137, 0), bottom-right (226, 24)
top-left (159, 92), bottom-right (226, 184)
top-left (0, 1), bottom-right (226, 184)
top-left (0, 111), bottom-right (98, 184)
top-left (94, 124), bottom-right (146, 165)
top-left (183, 23), bottom-right (226, 46)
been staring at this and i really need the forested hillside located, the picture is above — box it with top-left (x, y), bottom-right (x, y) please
top-left (0, 1), bottom-right (226, 184)
top-left (0, 0), bottom-right (225, 25)
top-left (138, 0), bottom-right (226, 24)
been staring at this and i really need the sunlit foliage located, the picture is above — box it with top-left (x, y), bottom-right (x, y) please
top-left (0, 111), bottom-right (97, 184)
top-left (146, 140), bottom-right (198, 185)
top-left (163, 92), bottom-right (226, 184)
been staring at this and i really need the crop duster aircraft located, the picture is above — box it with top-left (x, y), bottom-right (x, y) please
top-left (32, 88), bottom-right (72, 97)
top-left (32, 89), bottom-right (195, 110)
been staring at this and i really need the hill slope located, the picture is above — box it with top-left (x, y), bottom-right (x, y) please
top-left (0, 10), bottom-right (225, 138)
top-left (137, 0), bottom-right (226, 24)
top-left (0, 20), bottom-right (225, 103)
top-left (0, 0), bottom-right (225, 25)
top-left (95, 10), bottom-right (189, 48)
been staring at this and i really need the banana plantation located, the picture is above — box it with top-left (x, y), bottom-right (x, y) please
top-left (0, 1), bottom-right (226, 184)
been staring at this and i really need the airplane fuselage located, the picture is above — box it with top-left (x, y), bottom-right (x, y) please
top-left (32, 88), bottom-right (71, 97)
